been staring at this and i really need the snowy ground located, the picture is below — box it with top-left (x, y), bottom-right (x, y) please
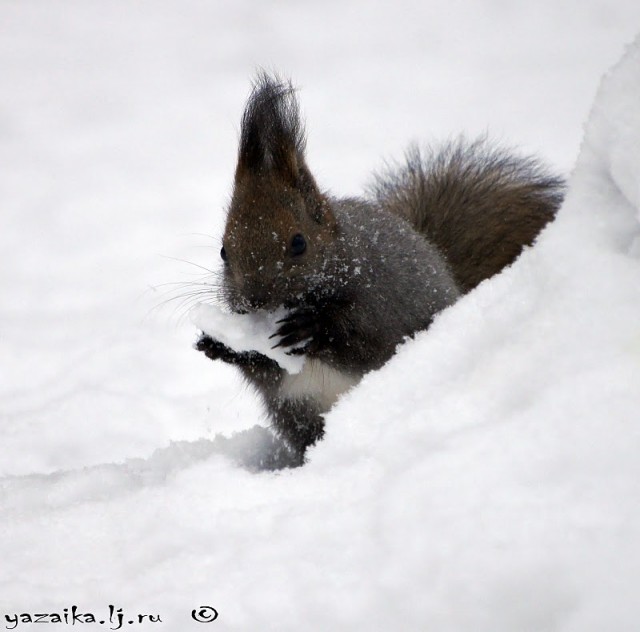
top-left (2, 2), bottom-right (640, 630)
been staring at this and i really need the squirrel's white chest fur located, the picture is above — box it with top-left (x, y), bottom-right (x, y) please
top-left (280, 359), bottom-right (359, 410)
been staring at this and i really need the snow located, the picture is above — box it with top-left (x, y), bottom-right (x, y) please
top-left (2, 2), bottom-right (640, 630)
top-left (191, 303), bottom-right (305, 374)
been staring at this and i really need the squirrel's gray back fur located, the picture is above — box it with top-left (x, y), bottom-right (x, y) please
top-left (196, 73), bottom-right (565, 465)
top-left (316, 196), bottom-right (460, 373)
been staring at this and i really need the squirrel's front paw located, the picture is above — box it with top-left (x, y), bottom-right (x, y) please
top-left (195, 334), bottom-right (235, 362)
top-left (196, 333), bottom-right (279, 370)
top-left (269, 309), bottom-right (319, 354)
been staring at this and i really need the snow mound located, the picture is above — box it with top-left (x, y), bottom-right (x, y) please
top-left (569, 36), bottom-right (640, 256)
top-left (3, 32), bottom-right (640, 632)
top-left (312, 34), bottom-right (640, 629)
top-left (191, 302), bottom-right (305, 374)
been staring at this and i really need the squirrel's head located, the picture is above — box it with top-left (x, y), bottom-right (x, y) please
top-left (221, 73), bottom-right (338, 313)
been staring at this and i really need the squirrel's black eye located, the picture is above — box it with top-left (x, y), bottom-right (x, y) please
top-left (220, 246), bottom-right (228, 263)
top-left (290, 233), bottom-right (306, 256)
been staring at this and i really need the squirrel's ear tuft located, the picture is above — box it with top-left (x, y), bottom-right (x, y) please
top-left (235, 71), bottom-right (306, 186)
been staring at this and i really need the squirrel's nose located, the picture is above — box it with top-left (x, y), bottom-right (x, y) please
top-left (242, 285), bottom-right (270, 311)
top-left (247, 295), bottom-right (267, 310)
top-left (236, 274), bottom-right (274, 311)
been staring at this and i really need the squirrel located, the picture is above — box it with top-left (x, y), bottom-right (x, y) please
top-left (196, 72), bottom-right (565, 466)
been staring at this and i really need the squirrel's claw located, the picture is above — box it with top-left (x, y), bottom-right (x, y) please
top-left (270, 309), bottom-right (319, 351)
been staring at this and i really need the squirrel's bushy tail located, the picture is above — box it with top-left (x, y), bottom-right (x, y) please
top-left (369, 138), bottom-right (565, 292)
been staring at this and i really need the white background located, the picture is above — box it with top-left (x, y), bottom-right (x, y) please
top-left (1, 2), bottom-right (640, 630)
